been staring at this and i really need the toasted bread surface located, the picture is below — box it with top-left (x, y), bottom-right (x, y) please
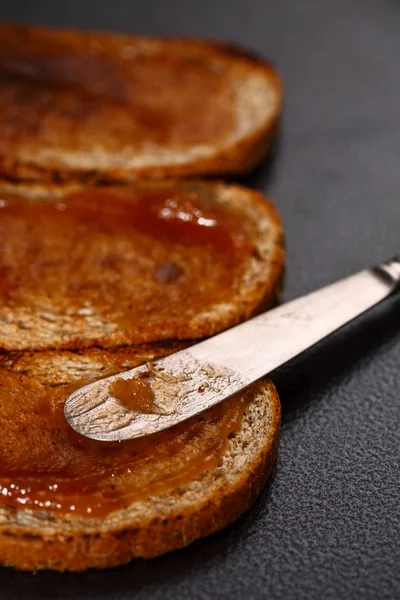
top-left (0, 343), bottom-right (280, 571)
top-left (0, 24), bottom-right (281, 183)
top-left (0, 180), bottom-right (284, 352)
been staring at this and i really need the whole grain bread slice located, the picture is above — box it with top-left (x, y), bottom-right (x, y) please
top-left (0, 24), bottom-right (281, 184)
top-left (0, 179), bottom-right (284, 352)
top-left (0, 346), bottom-right (280, 572)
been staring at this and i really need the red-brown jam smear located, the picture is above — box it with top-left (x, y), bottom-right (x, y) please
top-left (109, 375), bottom-right (156, 414)
top-left (0, 362), bottom-right (252, 518)
top-left (0, 186), bottom-right (252, 350)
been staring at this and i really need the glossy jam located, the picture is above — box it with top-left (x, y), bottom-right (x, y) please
top-left (65, 189), bottom-right (238, 252)
top-left (0, 187), bottom-right (252, 350)
top-left (109, 376), bottom-right (156, 414)
top-left (0, 361), bottom-right (252, 517)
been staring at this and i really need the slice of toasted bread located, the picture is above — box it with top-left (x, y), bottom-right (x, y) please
top-left (0, 347), bottom-right (280, 572)
top-left (0, 24), bottom-right (281, 184)
top-left (0, 179), bottom-right (284, 352)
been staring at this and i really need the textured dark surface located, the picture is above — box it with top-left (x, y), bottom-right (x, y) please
top-left (1, 0), bottom-right (400, 598)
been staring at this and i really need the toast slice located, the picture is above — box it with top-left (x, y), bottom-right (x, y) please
top-left (0, 24), bottom-right (281, 184)
top-left (0, 179), bottom-right (284, 352)
top-left (0, 348), bottom-right (280, 571)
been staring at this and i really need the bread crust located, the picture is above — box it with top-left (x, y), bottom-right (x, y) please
top-left (0, 25), bottom-right (282, 183)
top-left (0, 380), bottom-right (280, 571)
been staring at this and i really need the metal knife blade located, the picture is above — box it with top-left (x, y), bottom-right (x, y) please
top-left (64, 256), bottom-right (400, 442)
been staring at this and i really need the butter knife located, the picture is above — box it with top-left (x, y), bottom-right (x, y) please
top-left (64, 256), bottom-right (400, 442)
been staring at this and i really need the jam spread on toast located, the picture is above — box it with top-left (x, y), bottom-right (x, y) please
top-left (0, 187), bottom-right (252, 350)
top-left (0, 360), bottom-right (251, 517)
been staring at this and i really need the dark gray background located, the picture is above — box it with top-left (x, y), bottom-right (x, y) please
top-left (0, 0), bottom-right (399, 598)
